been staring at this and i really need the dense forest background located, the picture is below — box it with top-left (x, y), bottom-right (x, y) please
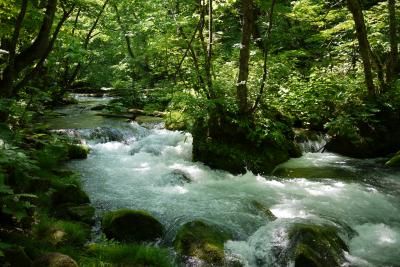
top-left (0, 0), bottom-right (399, 266)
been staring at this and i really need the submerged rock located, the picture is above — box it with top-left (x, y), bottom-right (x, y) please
top-left (173, 220), bottom-right (232, 265)
top-left (102, 209), bottom-right (164, 242)
top-left (250, 200), bottom-right (277, 221)
top-left (32, 252), bottom-right (78, 267)
top-left (284, 224), bottom-right (349, 267)
top-left (90, 104), bottom-right (107, 111)
top-left (162, 169), bottom-right (192, 185)
top-left (273, 166), bottom-right (357, 179)
top-left (89, 127), bottom-right (124, 142)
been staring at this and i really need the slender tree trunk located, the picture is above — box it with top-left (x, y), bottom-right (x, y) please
top-left (237, 0), bottom-right (254, 115)
top-left (387, 0), bottom-right (399, 83)
top-left (346, 0), bottom-right (376, 97)
top-left (252, 0), bottom-right (276, 113)
top-left (206, 0), bottom-right (213, 95)
top-left (113, 4), bottom-right (134, 59)
top-left (62, 6), bottom-right (81, 87)
top-left (66, 0), bottom-right (109, 87)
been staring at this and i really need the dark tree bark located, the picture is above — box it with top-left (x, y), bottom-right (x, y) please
top-left (14, 2), bottom-right (76, 94)
top-left (387, 0), bottom-right (399, 83)
top-left (0, 0), bottom-right (58, 97)
top-left (0, 0), bottom-right (28, 97)
top-left (346, 0), bottom-right (376, 97)
top-left (237, 0), bottom-right (254, 115)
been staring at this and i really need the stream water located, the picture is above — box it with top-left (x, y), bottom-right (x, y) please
top-left (50, 95), bottom-right (400, 267)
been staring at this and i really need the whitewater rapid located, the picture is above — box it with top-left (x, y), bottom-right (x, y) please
top-left (53, 95), bottom-right (400, 267)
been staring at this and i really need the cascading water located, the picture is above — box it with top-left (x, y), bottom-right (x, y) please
top-left (52, 95), bottom-right (400, 267)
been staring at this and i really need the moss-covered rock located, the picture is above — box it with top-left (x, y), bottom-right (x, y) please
top-left (173, 220), bottom-right (232, 265)
top-left (54, 204), bottom-right (95, 224)
top-left (385, 151), bottom-right (400, 167)
top-left (325, 107), bottom-right (400, 158)
top-left (4, 246), bottom-right (32, 267)
top-left (102, 209), bottom-right (164, 242)
top-left (32, 252), bottom-right (78, 267)
top-left (285, 224), bottom-right (349, 267)
top-left (250, 200), bottom-right (277, 221)
top-left (192, 116), bottom-right (301, 175)
top-left (51, 184), bottom-right (90, 207)
top-left (67, 144), bottom-right (89, 159)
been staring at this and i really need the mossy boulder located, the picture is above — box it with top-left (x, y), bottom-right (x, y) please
top-left (51, 184), bottom-right (90, 207)
top-left (325, 107), bottom-right (400, 158)
top-left (67, 144), bottom-right (89, 159)
top-left (32, 252), bottom-right (78, 267)
top-left (385, 151), bottom-right (400, 167)
top-left (173, 220), bottom-right (232, 265)
top-left (192, 116), bottom-right (300, 175)
top-left (285, 224), bottom-right (349, 267)
top-left (102, 209), bottom-right (164, 242)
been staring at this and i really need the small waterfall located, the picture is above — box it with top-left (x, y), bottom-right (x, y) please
top-left (52, 123), bottom-right (150, 144)
top-left (295, 130), bottom-right (329, 153)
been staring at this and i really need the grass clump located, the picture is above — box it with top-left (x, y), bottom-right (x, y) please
top-left (81, 242), bottom-right (175, 267)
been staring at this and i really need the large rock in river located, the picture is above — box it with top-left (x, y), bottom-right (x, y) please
top-left (284, 224), bottom-right (349, 267)
top-left (192, 115), bottom-right (301, 175)
top-left (102, 209), bottom-right (164, 242)
top-left (32, 252), bottom-right (78, 267)
top-left (173, 220), bottom-right (232, 265)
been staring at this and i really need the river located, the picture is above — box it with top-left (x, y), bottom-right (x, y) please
top-left (50, 95), bottom-right (400, 267)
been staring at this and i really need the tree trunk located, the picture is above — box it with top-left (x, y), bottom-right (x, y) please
top-left (66, 0), bottom-right (109, 87)
top-left (0, 0), bottom-right (28, 97)
top-left (251, 0), bottom-right (276, 113)
top-left (237, 0), bottom-right (254, 115)
top-left (0, 0), bottom-right (57, 97)
top-left (346, 0), bottom-right (376, 97)
top-left (14, 3), bottom-right (76, 94)
top-left (387, 0), bottom-right (399, 84)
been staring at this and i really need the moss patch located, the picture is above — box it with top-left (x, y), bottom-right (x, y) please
top-left (67, 144), bottom-right (89, 160)
top-left (287, 224), bottom-right (349, 267)
top-left (83, 243), bottom-right (174, 267)
top-left (102, 209), bottom-right (164, 242)
top-left (173, 220), bottom-right (232, 265)
top-left (385, 151), bottom-right (400, 167)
